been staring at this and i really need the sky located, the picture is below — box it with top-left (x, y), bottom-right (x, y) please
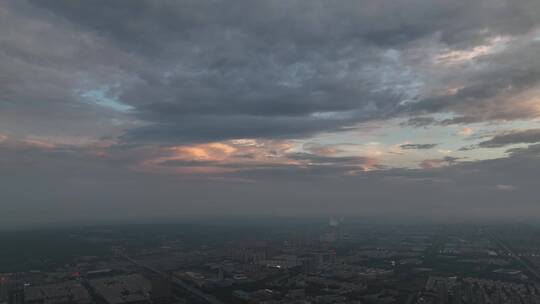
top-left (2, 0), bottom-right (540, 228)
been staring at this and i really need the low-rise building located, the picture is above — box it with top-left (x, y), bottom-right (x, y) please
top-left (89, 274), bottom-right (151, 304)
top-left (24, 282), bottom-right (90, 304)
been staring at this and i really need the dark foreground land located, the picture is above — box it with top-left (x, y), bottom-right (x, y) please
top-left (3, 218), bottom-right (540, 304)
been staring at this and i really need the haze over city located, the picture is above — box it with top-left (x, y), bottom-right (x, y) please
top-left (2, 0), bottom-right (540, 229)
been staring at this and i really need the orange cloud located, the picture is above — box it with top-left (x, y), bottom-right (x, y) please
top-left (359, 157), bottom-right (380, 172)
top-left (170, 142), bottom-right (236, 161)
top-left (419, 159), bottom-right (446, 169)
top-left (138, 139), bottom-right (297, 175)
top-left (458, 127), bottom-right (474, 136)
top-left (303, 143), bottom-right (342, 156)
top-left (137, 138), bottom-right (381, 178)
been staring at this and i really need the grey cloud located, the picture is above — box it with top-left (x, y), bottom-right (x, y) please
top-left (418, 156), bottom-right (462, 169)
top-left (156, 151), bottom-right (378, 175)
top-left (159, 159), bottom-right (219, 167)
top-left (459, 129), bottom-right (540, 150)
top-left (30, 0), bottom-right (540, 51)
top-left (1, 0), bottom-right (539, 145)
top-left (400, 143), bottom-right (438, 150)
top-left (401, 116), bottom-right (481, 127)
top-left (121, 114), bottom-right (362, 143)
top-left (0, 1), bottom-right (135, 140)
top-left (506, 143), bottom-right (540, 159)
top-left (478, 129), bottom-right (540, 148)
top-left (408, 39), bottom-right (540, 124)
top-left (286, 152), bottom-right (376, 166)
top-left (400, 117), bottom-right (437, 127)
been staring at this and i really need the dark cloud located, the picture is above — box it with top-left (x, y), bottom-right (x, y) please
top-left (400, 143), bottom-right (438, 150)
top-left (400, 117), bottom-right (438, 127)
top-left (408, 40), bottom-right (540, 123)
top-left (478, 129), bottom-right (540, 148)
top-left (459, 129), bottom-right (540, 150)
top-left (29, 0), bottom-right (540, 51)
top-left (121, 114), bottom-right (363, 143)
top-left (1, 0), bottom-right (538, 145)
top-left (286, 152), bottom-right (379, 168)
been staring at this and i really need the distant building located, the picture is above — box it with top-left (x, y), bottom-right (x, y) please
top-left (259, 255), bottom-right (301, 269)
top-left (232, 290), bottom-right (250, 301)
top-left (89, 274), bottom-right (151, 304)
top-left (24, 282), bottom-right (90, 304)
top-left (299, 255), bottom-right (319, 274)
top-left (148, 277), bottom-right (173, 304)
top-left (0, 276), bottom-right (8, 304)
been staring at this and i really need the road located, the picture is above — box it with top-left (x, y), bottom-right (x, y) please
top-left (487, 231), bottom-right (540, 281)
top-left (121, 254), bottom-right (226, 304)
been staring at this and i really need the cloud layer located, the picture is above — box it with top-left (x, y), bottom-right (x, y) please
top-left (1, 0), bottom-right (540, 227)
